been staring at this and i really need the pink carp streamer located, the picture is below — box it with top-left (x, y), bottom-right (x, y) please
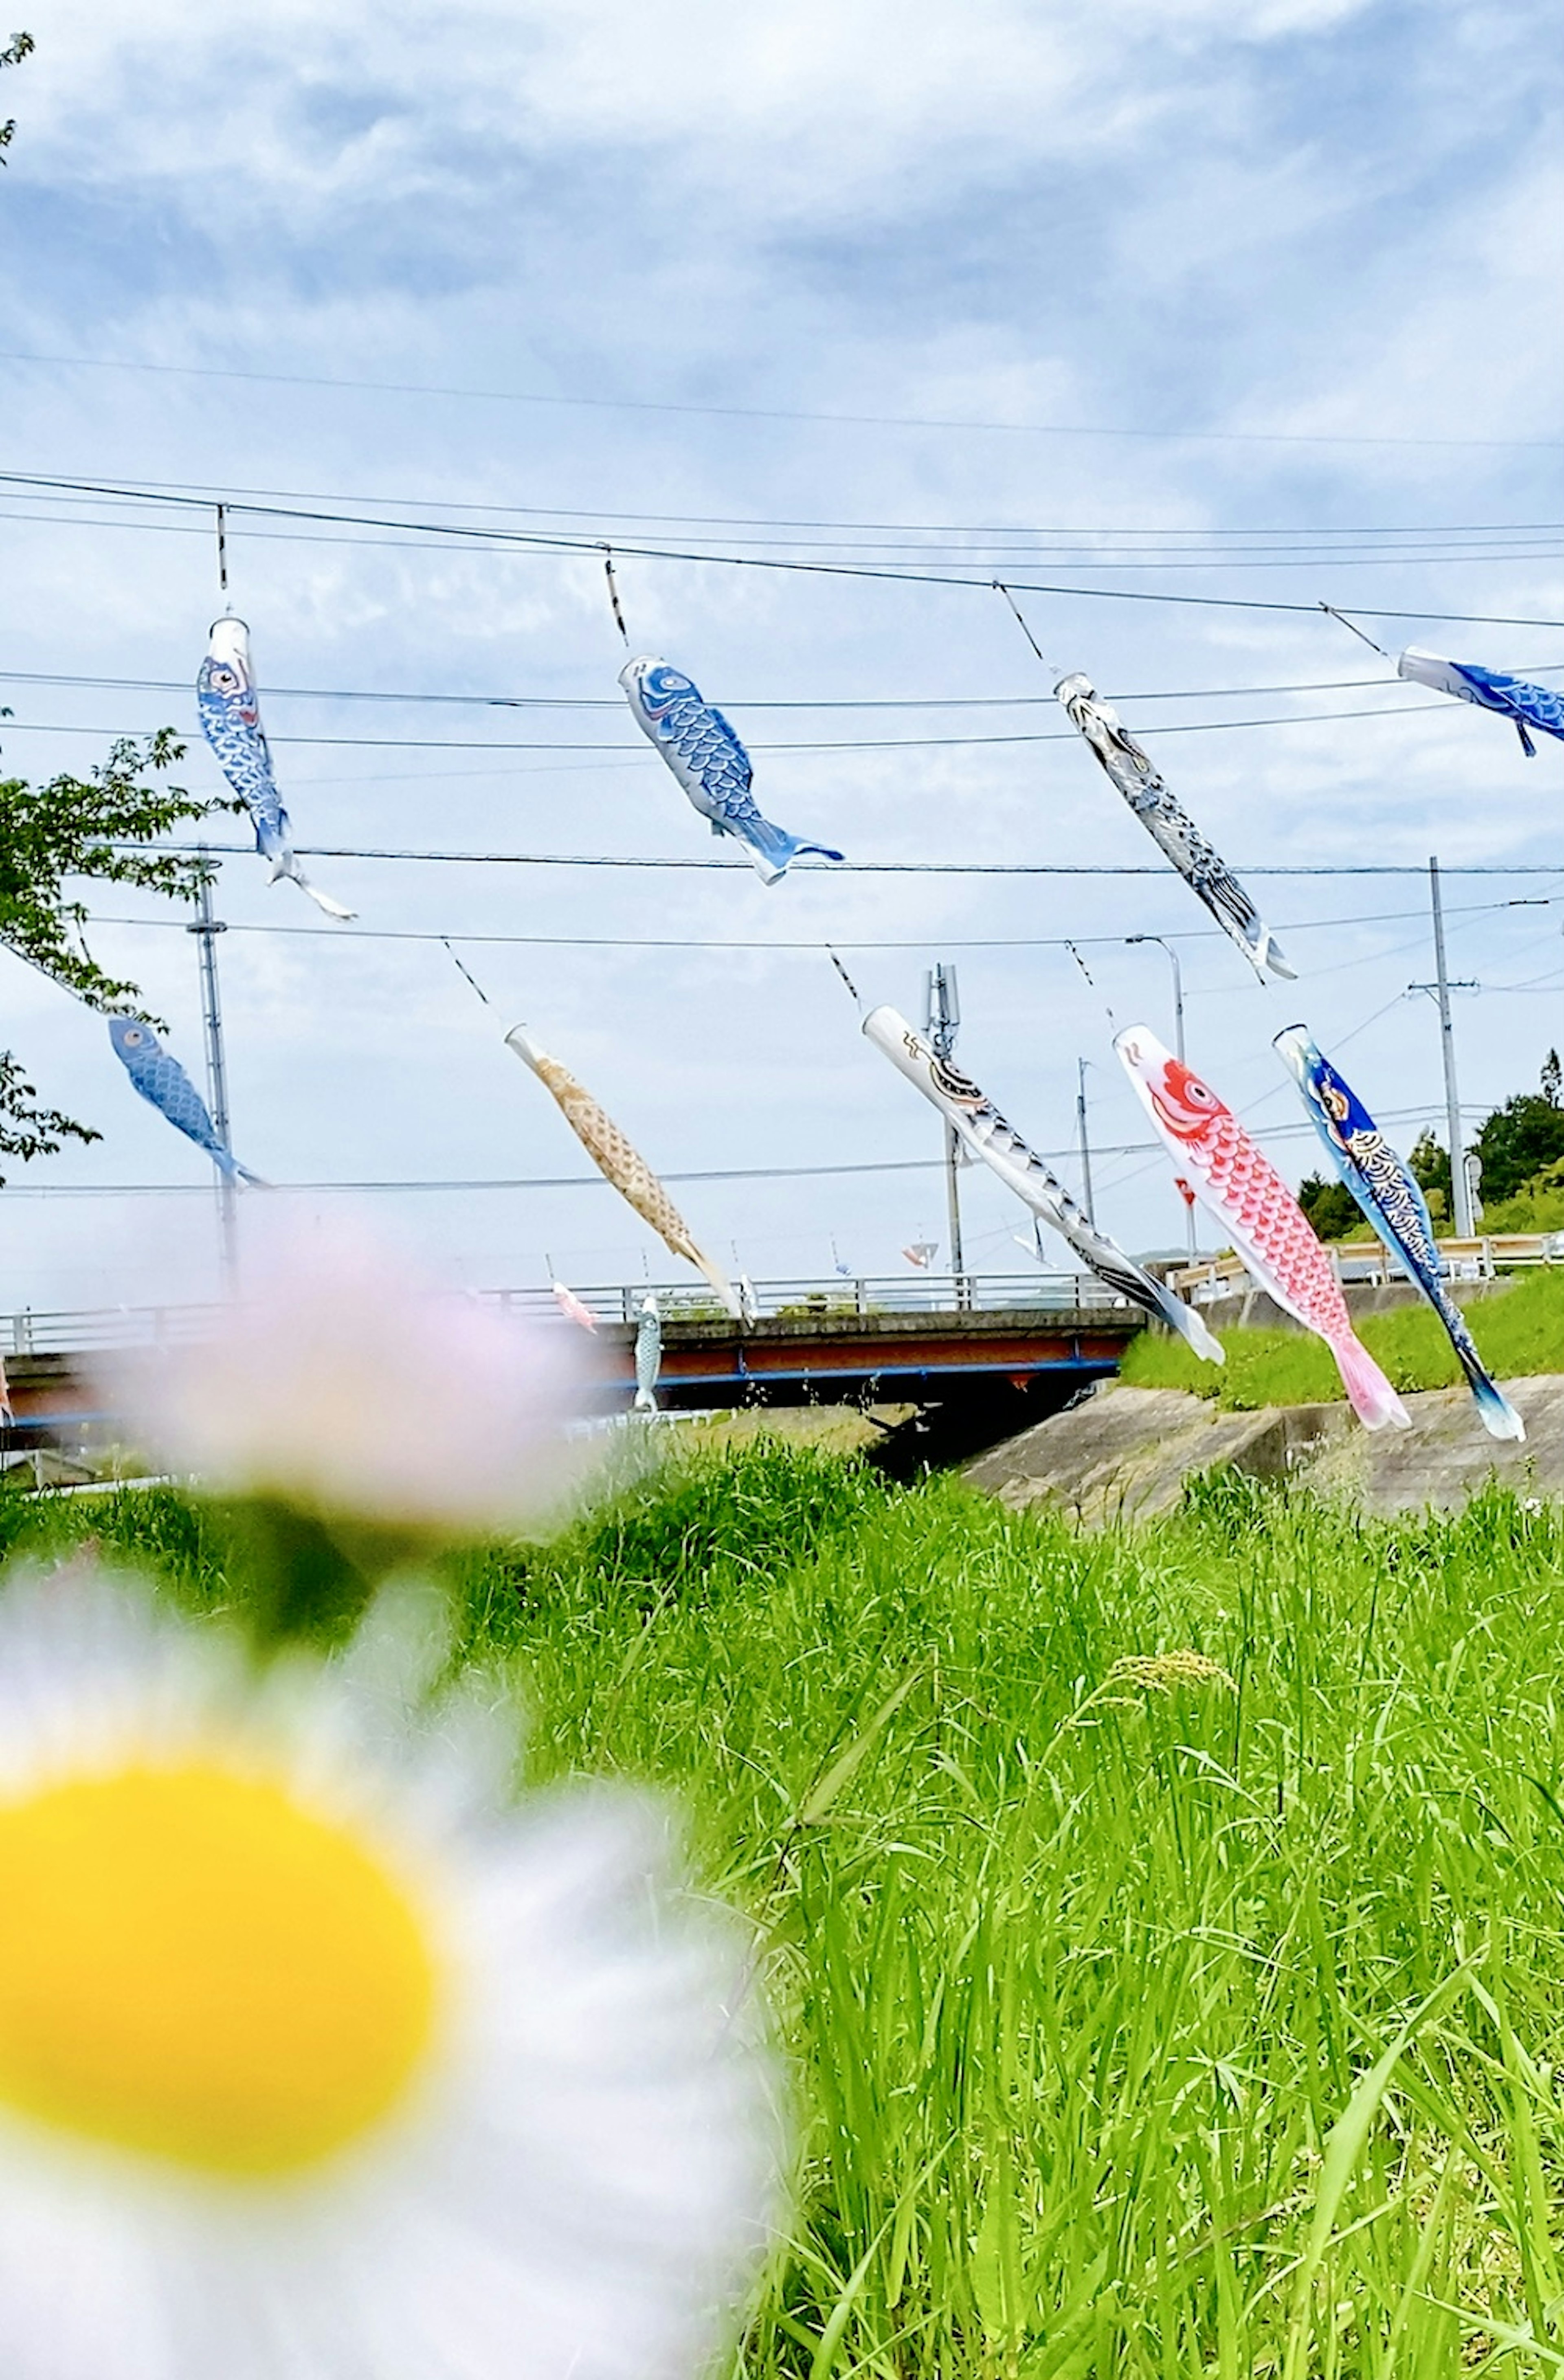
top-left (1116, 1023), bottom-right (1408, 1431)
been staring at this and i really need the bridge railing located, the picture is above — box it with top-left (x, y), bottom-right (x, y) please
top-left (1171, 1232), bottom-right (1564, 1303)
top-left (3, 1272), bottom-right (1135, 1356)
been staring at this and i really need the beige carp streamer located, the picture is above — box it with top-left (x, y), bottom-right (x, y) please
top-left (505, 1025), bottom-right (742, 1320)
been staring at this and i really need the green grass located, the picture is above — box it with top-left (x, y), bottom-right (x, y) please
top-left (1122, 1261), bottom-right (1564, 1410)
top-left (18, 1437), bottom-right (1564, 2373)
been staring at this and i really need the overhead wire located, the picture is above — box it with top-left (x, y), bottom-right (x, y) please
top-left (4, 462), bottom-right (1561, 537)
top-left (108, 845), bottom-right (1564, 879)
top-left (2, 349), bottom-right (1557, 448)
top-left (0, 470), bottom-right (1559, 628)
top-left (0, 692), bottom-right (1532, 752)
top-left (4, 663), bottom-right (1559, 710)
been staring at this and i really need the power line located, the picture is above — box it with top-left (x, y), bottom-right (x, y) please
top-left (22, 664), bottom-right (1564, 712)
top-left (0, 1101), bottom-right (1471, 1202)
top-left (2, 350), bottom-right (1556, 450)
top-left (129, 843), bottom-right (1564, 879)
top-left (5, 497), bottom-right (1559, 572)
top-left (9, 473), bottom-right (1564, 541)
top-left (83, 891), bottom-right (1540, 953)
top-left (0, 470), bottom-right (1559, 629)
top-left (0, 693), bottom-right (1507, 753)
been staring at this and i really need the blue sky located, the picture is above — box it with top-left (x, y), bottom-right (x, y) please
top-left (0, 0), bottom-right (1560, 1312)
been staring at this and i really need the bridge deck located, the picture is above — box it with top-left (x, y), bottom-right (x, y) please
top-left (0, 1274), bottom-right (1150, 1433)
top-left (600, 1305), bottom-right (1139, 1409)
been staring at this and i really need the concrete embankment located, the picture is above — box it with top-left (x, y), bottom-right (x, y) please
top-left (964, 1376), bottom-right (1564, 1523)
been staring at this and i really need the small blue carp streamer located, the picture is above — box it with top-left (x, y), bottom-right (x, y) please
top-left (197, 617), bottom-right (356, 919)
top-left (1274, 1025), bottom-right (1523, 1442)
top-left (1054, 674), bottom-right (1293, 981)
top-left (1397, 648), bottom-right (1564, 758)
top-left (633, 1294), bottom-right (663, 1413)
top-left (619, 656), bottom-right (844, 885)
top-left (108, 1017), bottom-right (263, 1185)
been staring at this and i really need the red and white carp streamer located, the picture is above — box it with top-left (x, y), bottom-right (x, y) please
top-left (864, 1005), bottom-right (1222, 1363)
top-left (505, 1025), bottom-right (742, 1321)
top-left (1115, 1023), bottom-right (1408, 1431)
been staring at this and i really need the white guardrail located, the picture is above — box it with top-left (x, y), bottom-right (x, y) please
top-left (1, 1272), bottom-right (1139, 1359)
top-left (1172, 1233), bottom-right (1564, 1305)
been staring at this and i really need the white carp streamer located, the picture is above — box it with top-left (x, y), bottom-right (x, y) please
top-left (863, 1004), bottom-right (1222, 1363)
top-left (1053, 673), bottom-right (1294, 982)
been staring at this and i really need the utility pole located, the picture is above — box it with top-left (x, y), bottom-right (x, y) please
top-left (925, 963), bottom-right (965, 1294)
top-left (1127, 933), bottom-right (1195, 1259)
top-left (1076, 1057), bottom-right (1095, 1217)
top-left (187, 849), bottom-right (237, 1290)
top-left (1407, 855), bottom-right (1477, 1240)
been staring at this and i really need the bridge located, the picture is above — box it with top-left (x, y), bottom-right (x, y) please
top-left (0, 1273), bottom-right (1149, 1461)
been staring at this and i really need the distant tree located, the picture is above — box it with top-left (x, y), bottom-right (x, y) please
top-left (0, 731), bottom-right (216, 1181)
top-left (1409, 1130), bottom-right (1452, 1216)
top-left (1473, 1083), bottom-right (1564, 1206)
top-left (1544, 1047), bottom-right (1562, 1107)
top-left (1297, 1171), bottom-right (1363, 1241)
top-left (0, 31), bottom-right (33, 163)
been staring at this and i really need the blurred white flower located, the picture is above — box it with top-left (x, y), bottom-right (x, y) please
top-left (0, 1568), bottom-right (782, 2380)
top-left (127, 1224), bottom-right (601, 1535)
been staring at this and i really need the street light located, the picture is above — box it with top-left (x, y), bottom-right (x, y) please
top-left (1126, 934), bottom-right (1195, 1261)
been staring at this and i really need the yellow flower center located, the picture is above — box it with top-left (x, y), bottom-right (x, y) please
top-left (0, 1762), bottom-right (439, 2178)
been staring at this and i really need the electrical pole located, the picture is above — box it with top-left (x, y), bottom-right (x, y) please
top-left (1423, 855), bottom-right (1475, 1239)
top-left (187, 850), bottom-right (237, 1290)
top-left (925, 963), bottom-right (965, 1295)
top-left (1127, 934), bottom-right (1195, 1259)
top-left (1076, 1058), bottom-right (1095, 1217)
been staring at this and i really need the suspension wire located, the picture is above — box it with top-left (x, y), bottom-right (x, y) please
top-left (994, 580), bottom-right (1062, 676)
top-left (826, 947), bottom-right (864, 1009)
top-left (1319, 600), bottom-right (1390, 658)
top-left (0, 469), bottom-right (1557, 630)
top-left (1063, 938), bottom-right (1118, 1034)
top-left (602, 546), bottom-right (630, 645)
top-left (441, 936), bottom-right (496, 1009)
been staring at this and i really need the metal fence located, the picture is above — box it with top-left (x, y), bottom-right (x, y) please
top-left (1172, 1232), bottom-right (1564, 1304)
top-left (3, 1271), bottom-right (1132, 1357)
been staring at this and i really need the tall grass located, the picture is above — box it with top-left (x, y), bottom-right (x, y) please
top-left (16, 1440), bottom-right (1564, 2373)
top-left (1122, 1261), bottom-right (1564, 1409)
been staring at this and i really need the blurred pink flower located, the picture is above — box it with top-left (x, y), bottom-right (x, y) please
top-left (130, 1227), bottom-right (601, 1536)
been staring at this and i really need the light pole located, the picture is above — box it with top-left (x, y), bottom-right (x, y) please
top-left (187, 849), bottom-right (237, 1292)
top-left (925, 963), bottom-right (966, 1298)
top-left (1406, 856), bottom-right (1478, 1240)
top-left (1127, 933), bottom-right (1195, 1259)
top-left (1075, 1057), bottom-right (1095, 1218)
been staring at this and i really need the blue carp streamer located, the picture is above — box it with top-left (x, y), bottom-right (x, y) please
top-left (198, 616), bottom-right (356, 919)
top-left (1274, 1025), bottom-right (1522, 1442)
top-left (1398, 647), bottom-right (1564, 758)
top-left (619, 656), bottom-right (844, 885)
top-left (108, 1017), bottom-right (262, 1185)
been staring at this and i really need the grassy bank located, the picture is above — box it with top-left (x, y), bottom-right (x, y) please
top-left (1122, 1260), bottom-right (1564, 1410)
top-left (13, 1440), bottom-right (1564, 2373)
